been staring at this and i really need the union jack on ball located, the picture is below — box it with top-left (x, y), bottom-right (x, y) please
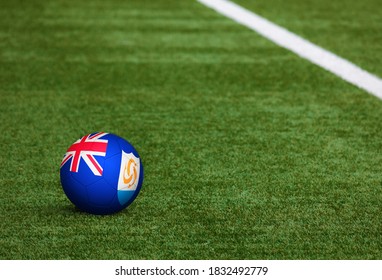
top-left (60, 132), bottom-right (144, 215)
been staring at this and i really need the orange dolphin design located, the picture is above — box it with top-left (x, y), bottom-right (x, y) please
top-left (123, 158), bottom-right (137, 188)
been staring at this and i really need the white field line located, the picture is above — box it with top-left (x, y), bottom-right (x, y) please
top-left (198, 0), bottom-right (382, 100)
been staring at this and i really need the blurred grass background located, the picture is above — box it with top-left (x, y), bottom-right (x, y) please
top-left (0, 0), bottom-right (381, 259)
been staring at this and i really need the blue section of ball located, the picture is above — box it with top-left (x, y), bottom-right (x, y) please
top-left (60, 133), bottom-right (143, 215)
top-left (117, 190), bottom-right (135, 206)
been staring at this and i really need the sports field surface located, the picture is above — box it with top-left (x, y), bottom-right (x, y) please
top-left (0, 0), bottom-right (381, 259)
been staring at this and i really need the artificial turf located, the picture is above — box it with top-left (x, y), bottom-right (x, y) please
top-left (0, 0), bottom-right (381, 259)
top-left (233, 0), bottom-right (382, 77)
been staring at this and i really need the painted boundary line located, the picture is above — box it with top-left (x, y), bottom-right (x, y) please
top-left (198, 0), bottom-right (382, 100)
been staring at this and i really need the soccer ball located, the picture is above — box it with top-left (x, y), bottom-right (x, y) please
top-left (60, 132), bottom-right (143, 215)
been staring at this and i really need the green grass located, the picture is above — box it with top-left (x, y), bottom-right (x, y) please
top-left (233, 0), bottom-right (382, 77)
top-left (0, 0), bottom-right (381, 259)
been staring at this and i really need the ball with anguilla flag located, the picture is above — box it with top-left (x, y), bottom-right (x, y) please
top-left (60, 132), bottom-right (143, 215)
